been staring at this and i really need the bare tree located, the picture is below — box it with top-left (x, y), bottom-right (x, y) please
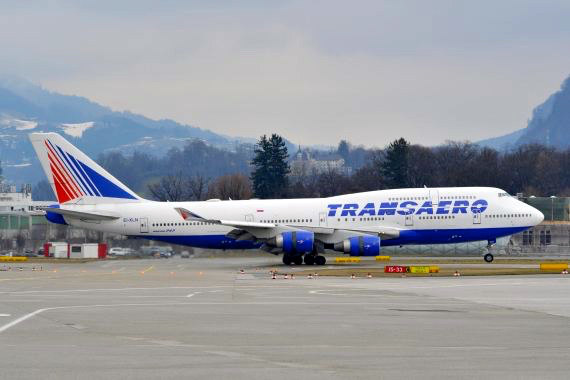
top-left (187, 174), bottom-right (209, 201)
top-left (207, 174), bottom-right (252, 200)
top-left (148, 173), bottom-right (186, 201)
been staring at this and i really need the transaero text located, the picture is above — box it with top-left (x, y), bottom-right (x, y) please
top-left (327, 200), bottom-right (489, 217)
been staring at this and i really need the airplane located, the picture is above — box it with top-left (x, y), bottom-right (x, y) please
top-left (29, 132), bottom-right (544, 265)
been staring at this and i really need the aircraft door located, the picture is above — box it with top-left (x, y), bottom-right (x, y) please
top-left (140, 217), bottom-right (149, 233)
top-left (472, 212), bottom-right (481, 225)
top-left (405, 214), bottom-right (414, 226)
top-left (429, 189), bottom-right (439, 207)
top-left (319, 212), bottom-right (327, 227)
top-left (245, 214), bottom-right (254, 222)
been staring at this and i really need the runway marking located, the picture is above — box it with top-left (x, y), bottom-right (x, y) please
top-left (0, 308), bottom-right (48, 333)
top-left (0, 314), bottom-right (11, 317)
top-left (0, 285), bottom-right (301, 295)
top-left (0, 302), bottom-right (197, 334)
top-left (1, 301), bottom-right (476, 334)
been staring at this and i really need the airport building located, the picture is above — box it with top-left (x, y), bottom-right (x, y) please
top-left (0, 184), bottom-right (52, 246)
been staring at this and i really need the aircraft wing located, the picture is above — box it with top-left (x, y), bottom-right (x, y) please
top-left (174, 207), bottom-right (401, 240)
top-left (43, 207), bottom-right (121, 221)
top-left (342, 226), bottom-right (402, 239)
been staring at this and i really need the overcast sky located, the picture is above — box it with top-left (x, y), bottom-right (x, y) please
top-left (1, 0), bottom-right (570, 147)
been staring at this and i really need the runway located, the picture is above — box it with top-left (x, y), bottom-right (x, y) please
top-left (1, 257), bottom-right (569, 379)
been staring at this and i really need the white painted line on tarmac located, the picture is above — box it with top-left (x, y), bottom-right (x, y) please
top-left (0, 302), bottom-right (197, 334)
top-left (0, 286), bottom-right (227, 295)
top-left (0, 314), bottom-right (11, 317)
top-left (0, 308), bottom-right (48, 333)
top-left (1, 300), bottom-right (464, 334)
top-left (0, 285), bottom-right (303, 295)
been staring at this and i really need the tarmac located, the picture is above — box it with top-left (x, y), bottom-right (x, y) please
top-left (1, 256), bottom-right (569, 379)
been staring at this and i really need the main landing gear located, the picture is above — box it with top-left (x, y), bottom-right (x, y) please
top-left (283, 255), bottom-right (303, 265)
top-left (282, 253), bottom-right (326, 266)
top-left (305, 254), bottom-right (326, 266)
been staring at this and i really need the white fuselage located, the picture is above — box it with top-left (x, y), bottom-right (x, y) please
top-left (59, 187), bottom-right (544, 249)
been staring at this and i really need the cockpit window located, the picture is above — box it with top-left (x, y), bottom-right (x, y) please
top-left (498, 192), bottom-right (510, 197)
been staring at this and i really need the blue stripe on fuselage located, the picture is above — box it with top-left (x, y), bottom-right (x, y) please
top-left (134, 226), bottom-right (531, 250)
top-left (380, 226), bottom-right (530, 246)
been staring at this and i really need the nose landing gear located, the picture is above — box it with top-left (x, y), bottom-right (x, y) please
top-left (484, 239), bottom-right (496, 263)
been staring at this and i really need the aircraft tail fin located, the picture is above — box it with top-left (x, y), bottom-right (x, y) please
top-left (29, 132), bottom-right (143, 204)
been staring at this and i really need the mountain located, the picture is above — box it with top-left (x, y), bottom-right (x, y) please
top-left (0, 77), bottom-right (252, 184)
top-left (479, 75), bottom-right (570, 150)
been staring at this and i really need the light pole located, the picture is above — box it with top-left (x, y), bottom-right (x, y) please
top-left (550, 195), bottom-right (557, 222)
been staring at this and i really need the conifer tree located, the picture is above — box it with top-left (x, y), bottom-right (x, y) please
top-left (251, 134), bottom-right (290, 198)
top-left (382, 138), bottom-right (410, 188)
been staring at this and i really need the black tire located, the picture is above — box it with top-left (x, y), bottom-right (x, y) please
top-left (484, 253), bottom-right (494, 263)
top-left (304, 254), bottom-right (315, 265)
top-left (283, 255), bottom-right (292, 265)
top-left (315, 255), bottom-right (326, 266)
top-left (293, 255), bottom-right (303, 265)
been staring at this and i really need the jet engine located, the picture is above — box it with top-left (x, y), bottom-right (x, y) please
top-left (269, 231), bottom-right (314, 253)
top-left (333, 235), bottom-right (380, 256)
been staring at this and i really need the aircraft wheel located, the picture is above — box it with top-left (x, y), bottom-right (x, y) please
top-left (293, 255), bottom-right (303, 265)
top-left (304, 254), bottom-right (315, 265)
top-left (283, 255), bottom-right (292, 265)
top-left (484, 253), bottom-right (494, 263)
top-left (315, 255), bottom-right (326, 266)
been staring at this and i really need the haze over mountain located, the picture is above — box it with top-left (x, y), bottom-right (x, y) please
top-left (479, 75), bottom-right (570, 150)
top-left (0, 77), bottom-right (262, 184)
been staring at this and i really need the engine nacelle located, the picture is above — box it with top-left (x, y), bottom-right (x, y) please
top-left (333, 235), bottom-right (380, 256)
top-left (270, 231), bottom-right (314, 253)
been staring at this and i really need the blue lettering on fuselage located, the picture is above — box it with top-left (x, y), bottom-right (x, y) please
top-left (471, 199), bottom-right (488, 213)
top-left (416, 201), bottom-right (434, 215)
top-left (341, 204), bottom-right (359, 217)
top-left (452, 200), bottom-right (469, 214)
top-left (378, 202), bottom-right (398, 216)
top-left (327, 204), bottom-right (342, 217)
top-left (358, 203), bottom-right (376, 216)
top-left (436, 200), bottom-right (452, 214)
top-left (326, 199), bottom-right (489, 217)
top-left (396, 201), bottom-right (417, 215)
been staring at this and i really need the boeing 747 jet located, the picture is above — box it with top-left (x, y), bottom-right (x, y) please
top-left (30, 133), bottom-right (544, 265)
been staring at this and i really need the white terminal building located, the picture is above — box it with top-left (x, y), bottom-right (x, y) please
top-left (0, 183), bottom-right (53, 241)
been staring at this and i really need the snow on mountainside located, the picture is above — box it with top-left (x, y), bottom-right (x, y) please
top-left (0, 77), bottom-right (244, 184)
top-left (0, 115), bottom-right (38, 131)
top-left (59, 121), bottom-right (94, 138)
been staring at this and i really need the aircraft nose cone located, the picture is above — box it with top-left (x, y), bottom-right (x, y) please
top-left (534, 208), bottom-right (544, 225)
